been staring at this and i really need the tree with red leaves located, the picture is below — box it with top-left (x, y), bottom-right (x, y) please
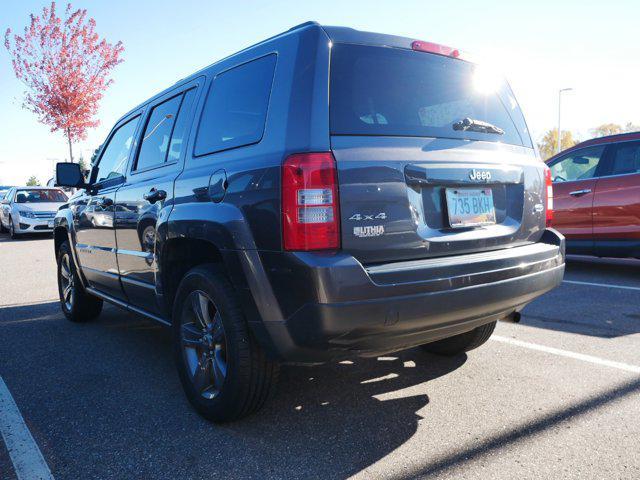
top-left (4, 2), bottom-right (124, 163)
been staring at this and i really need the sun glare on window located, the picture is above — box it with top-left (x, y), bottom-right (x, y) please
top-left (473, 66), bottom-right (502, 94)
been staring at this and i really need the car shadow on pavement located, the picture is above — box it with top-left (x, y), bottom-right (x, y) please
top-left (238, 350), bottom-right (467, 478)
top-left (0, 300), bottom-right (60, 323)
top-left (0, 232), bottom-right (53, 243)
top-left (0, 300), bottom-right (467, 479)
top-left (519, 256), bottom-right (640, 339)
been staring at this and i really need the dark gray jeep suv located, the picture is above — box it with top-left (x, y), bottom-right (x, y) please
top-left (54, 22), bottom-right (565, 422)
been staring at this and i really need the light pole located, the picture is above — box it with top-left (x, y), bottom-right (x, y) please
top-left (557, 87), bottom-right (573, 154)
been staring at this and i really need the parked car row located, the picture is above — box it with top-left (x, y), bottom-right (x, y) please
top-left (0, 186), bottom-right (68, 239)
top-left (546, 132), bottom-right (640, 259)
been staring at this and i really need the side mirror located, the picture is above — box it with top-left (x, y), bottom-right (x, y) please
top-left (56, 162), bottom-right (87, 189)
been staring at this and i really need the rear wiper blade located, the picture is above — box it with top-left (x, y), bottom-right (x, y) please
top-left (453, 117), bottom-right (504, 135)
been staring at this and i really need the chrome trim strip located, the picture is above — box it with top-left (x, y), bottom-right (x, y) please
top-left (116, 248), bottom-right (154, 260)
top-left (120, 275), bottom-right (155, 289)
top-left (76, 244), bottom-right (117, 254)
top-left (80, 265), bottom-right (121, 279)
top-left (85, 287), bottom-right (170, 326)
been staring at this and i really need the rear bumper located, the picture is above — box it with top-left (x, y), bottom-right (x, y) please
top-left (253, 229), bottom-right (565, 363)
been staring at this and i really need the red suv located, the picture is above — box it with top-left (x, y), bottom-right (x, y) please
top-left (546, 132), bottom-right (640, 258)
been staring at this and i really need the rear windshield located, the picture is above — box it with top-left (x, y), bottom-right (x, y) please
top-left (330, 44), bottom-right (533, 148)
top-left (15, 189), bottom-right (67, 203)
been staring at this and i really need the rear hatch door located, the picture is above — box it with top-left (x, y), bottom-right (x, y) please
top-left (329, 43), bottom-right (546, 265)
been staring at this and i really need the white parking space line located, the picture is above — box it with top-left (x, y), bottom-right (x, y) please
top-left (563, 279), bottom-right (640, 292)
top-left (0, 377), bottom-right (54, 480)
top-left (492, 335), bottom-right (640, 374)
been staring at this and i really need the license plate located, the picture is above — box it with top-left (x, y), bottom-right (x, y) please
top-left (47, 220), bottom-right (54, 228)
top-left (445, 188), bottom-right (496, 228)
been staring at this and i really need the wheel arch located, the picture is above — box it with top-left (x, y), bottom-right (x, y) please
top-left (160, 236), bottom-right (224, 315)
top-left (53, 226), bottom-right (68, 255)
top-left (159, 229), bottom-right (281, 359)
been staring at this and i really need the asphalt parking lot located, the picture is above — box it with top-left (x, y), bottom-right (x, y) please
top-left (1, 234), bottom-right (639, 480)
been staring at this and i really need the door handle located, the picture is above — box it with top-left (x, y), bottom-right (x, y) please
top-left (143, 188), bottom-right (167, 204)
top-left (569, 189), bottom-right (592, 197)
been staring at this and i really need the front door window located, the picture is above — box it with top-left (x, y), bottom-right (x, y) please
top-left (93, 117), bottom-right (140, 184)
top-left (549, 146), bottom-right (605, 183)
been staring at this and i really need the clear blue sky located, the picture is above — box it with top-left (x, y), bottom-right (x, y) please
top-left (1, 0), bottom-right (638, 184)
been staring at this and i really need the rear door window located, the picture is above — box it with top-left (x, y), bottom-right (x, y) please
top-left (606, 141), bottom-right (640, 176)
top-left (133, 88), bottom-right (198, 171)
top-left (195, 54), bottom-right (277, 156)
top-left (167, 89), bottom-right (198, 162)
top-left (330, 44), bottom-right (532, 147)
top-left (135, 95), bottom-right (183, 171)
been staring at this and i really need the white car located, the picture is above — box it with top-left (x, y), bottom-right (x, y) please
top-left (0, 186), bottom-right (68, 239)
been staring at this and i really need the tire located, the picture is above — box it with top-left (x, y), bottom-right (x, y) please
top-left (421, 321), bottom-right (497, 356)
top-left (57, 241), bottom-right (103, 322)
top-left (9, 217), bottom-right (19, 239)
top-left (173, 264), bottom-right (279, 422)
top-left (0, 218), bottom-right (6, 233)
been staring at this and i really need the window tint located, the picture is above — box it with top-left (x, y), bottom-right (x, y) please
top-left (95, 117), bottom-right (139, 183)
top-left (330, 44), bottom-right (531, 147)
top-left (549, 146), bottom-right (605, 182)
top-left (609, 141), bottom-right (640, 176)
top-left (195, 54), bottom-right (276, 156)
top-left (168, 88), bottom-right (197, 162)
top-left (136, 95), bottom-right (183, 171)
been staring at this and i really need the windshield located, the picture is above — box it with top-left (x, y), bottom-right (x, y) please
top-left (15, 189), bottom-right (68, 203)
top-left (330, 44), bottom-right (532, 147)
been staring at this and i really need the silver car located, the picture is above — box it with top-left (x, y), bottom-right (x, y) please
top-left (0, 186), bottom-right (68, 239)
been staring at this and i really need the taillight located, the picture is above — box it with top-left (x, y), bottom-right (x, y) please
top-left (411, 40), bottom-right (460, 58)
top-left (282, 152), bottom-right (340, 251)
top-left (544, 166), bottom-right (553, 227)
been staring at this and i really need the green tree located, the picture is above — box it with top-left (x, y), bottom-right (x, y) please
top-left (77, 154), bottom-right (91, 181)
top-left (78, 154), bottom-right (88, 173)
top-left (26, 175), bottom-right (40, 186)
top-left (537, 129), bottom-right (577, 160)
top-left (90, 145), bottom-right (102, 165)
top-left (591, 123), bottom-right (623, 138)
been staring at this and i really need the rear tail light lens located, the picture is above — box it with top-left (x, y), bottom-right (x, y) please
top-left (544, 166), bottom-right (553, 227)
top-left (282, 153), bottom-right (340, 251)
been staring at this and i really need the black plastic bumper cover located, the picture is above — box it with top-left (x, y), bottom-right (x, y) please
top-left (259, 229), bottom-right (565, 363)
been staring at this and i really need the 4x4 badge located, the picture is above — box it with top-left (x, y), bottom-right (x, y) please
top-left (349, 212), bottom-right (387, 221)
